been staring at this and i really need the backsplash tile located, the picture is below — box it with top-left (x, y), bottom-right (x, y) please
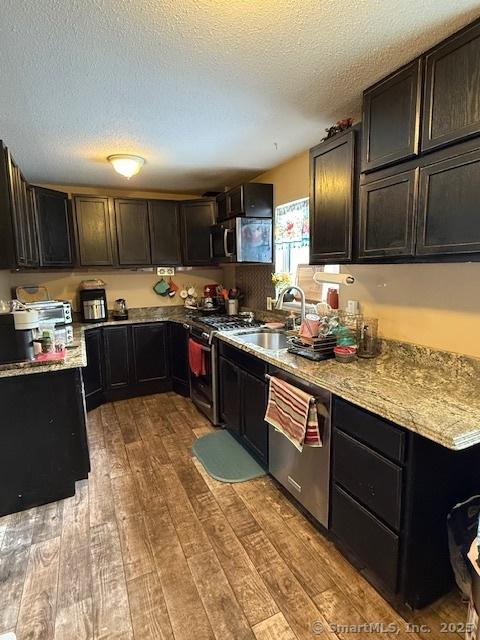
top-left (234, 265), bottom-right (275, 309)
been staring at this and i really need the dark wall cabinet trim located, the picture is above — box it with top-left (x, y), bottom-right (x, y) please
top-left (362, 59), bottom-right (422, 172)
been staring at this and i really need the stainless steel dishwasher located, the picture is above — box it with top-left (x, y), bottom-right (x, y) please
top-left (267, 366), bottom-right (331, 529)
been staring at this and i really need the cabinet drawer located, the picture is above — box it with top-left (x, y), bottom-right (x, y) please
top-left (333, 397), bottom-right (405, 463)
top-left (331, 484), bottom-right (399, 593)
top-left (333, 429), bottom-right (403, 530)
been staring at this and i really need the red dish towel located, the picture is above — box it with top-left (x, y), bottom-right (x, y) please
top-left (188, 338), bottom-right (206, 377)
top-left (265, 376), bottom-right (322, 451)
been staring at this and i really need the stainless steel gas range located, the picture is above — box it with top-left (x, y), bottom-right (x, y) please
top-left (187, 313), bottom-right (263, 424)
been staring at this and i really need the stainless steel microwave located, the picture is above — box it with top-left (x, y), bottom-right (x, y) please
top-left (210, 217), bottom-right (272, 263)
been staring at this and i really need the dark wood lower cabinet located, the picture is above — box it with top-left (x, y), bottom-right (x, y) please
top-left (83, 329), bottom-right (105, 411)
top-left (104, 325), bottom-right (131, 393)
top-left (219, 355), bottom-right (242, 435)
top-left (0, 368), bottom-right (90, 516)
top-left (218, 343), bottom-right (269, 466)
top-left (131, 323), bottom-right (170, 388)
top-left (170, 322), bottom-right (190, 397)
top-left (87, 322), bottom-right (174, 404)
top-left (242, 371), bottom-right (269, 466)
top-left (331, 397), bottom-right (480, 608)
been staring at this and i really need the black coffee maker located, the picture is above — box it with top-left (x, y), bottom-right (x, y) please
top-left (79, 289), bottom-right (108, 322)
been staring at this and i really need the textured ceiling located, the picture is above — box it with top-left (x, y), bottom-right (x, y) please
top-left (0, 0), bottom-right (479, 193)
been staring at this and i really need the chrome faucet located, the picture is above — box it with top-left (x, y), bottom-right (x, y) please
top-left (275, 285), bottom-right (306, 325)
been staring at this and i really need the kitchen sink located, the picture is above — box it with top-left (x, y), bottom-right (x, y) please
top-left (236, 331), bottom-right (289, 350)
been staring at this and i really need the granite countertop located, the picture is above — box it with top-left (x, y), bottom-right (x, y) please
top-left (3, 305), bottom-right (480, 451)
top-left (216, 330), bottom-right (480, 451)
top-left (0, 306), bottom-right (190, 380)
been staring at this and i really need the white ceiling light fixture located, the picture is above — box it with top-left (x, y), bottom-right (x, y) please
top-left (107, 154), bottom-right (145, 179)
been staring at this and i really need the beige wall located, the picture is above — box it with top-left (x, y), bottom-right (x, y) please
top-left (254, 152), bottom-right (480, 357)
top-left (10, 269), bottom-right (222, 312)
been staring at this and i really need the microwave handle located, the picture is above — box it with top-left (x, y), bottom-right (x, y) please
top-left (224, 228), bottom-right (234, 257)
top-left (209, 233), bottom-right (213, 258)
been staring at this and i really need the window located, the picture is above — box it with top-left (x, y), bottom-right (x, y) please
top-left (274, 198), bottom-right (339, 302)
top-left (274, 198), bottom-right (309, 278)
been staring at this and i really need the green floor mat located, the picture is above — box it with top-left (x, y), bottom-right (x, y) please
top-left (192, 429), bottom-right (266, 483)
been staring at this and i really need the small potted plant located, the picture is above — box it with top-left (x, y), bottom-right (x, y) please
top-left (271, 272), bottom-right (295, 302)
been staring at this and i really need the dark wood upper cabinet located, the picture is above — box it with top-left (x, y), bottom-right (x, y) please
top-left (179, 199), bottom-right (216, 265)
top-left (73, 195), bottom-right (115, 266)
top-left (362, 60), bottom-right (422, 172)
top-left (149, 200), bottom-right (181, 265)
top-left (114, 198), bottom-right (151, 265)
top-left (6, 152), bottom-right (38, 268)
top-left (310, 129), bottom-right (356, 264)
top-left (34, 186), bottom-right (73, 267)
top-left (359, 168), bottom-right (417, 259)
top-left (416, 147), bottom-right (480, 255)
top-left (217, 183), bottom-right (273, 221)
top-left (216, 192), bottom-right (228, 221)
top-left (422, 21), bottom-right (480, 153)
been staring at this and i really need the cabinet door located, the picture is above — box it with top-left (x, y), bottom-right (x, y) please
top-left (131, 323), bottom-right (169, 385)
top-left (241, 371), bottom-right (268, 466)
top-left (74, 195), bottom-right (114, 266)
top-left (416, 148), bottom-right (480, 255)
top-left (34, 187), bottom-right (73, 267)
top-left (216, 193), bottom-right (228, 221)
top-left (226, 186), bottom-right (243, 216)
top-left (310, 130), bottom-right (355, 263)
top-left (83, 329), bottom-right (105, 411)
top-left (24, 185), bottom-right (39, 268)
top-left (103, 326), bottom-right (130, 390)
top-left (179, 199), bottom-right (216, 265)
top-left (359, 168), bottom-right (417, 258)
top-left (331, 484), bottom-right (399, 593)
top-left (149, 200), bottom-right (181, 265)
top-left (362, 60), bottom-right (421, 172)
top-left (115, 199), bottom-right (151, 265)
top-left (219, 356), bottom-right (242, 434)
top-left (7, 154), bottom-right (35, 267)
top-left (170, 322), bottom-right (190, 396)
top-left (422, 22), bottom-right (480, 152)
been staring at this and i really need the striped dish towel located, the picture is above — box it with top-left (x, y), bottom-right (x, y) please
top-left (265, 376), bottom-right (322, 451)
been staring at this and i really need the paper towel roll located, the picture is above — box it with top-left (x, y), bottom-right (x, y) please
top-left (313, 272), bottom-right (355, 286)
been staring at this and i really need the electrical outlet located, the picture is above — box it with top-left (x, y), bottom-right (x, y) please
top-left (156, 267), bottom-right (175, 277)
top-left (266, 296), bottom-right (274, 311)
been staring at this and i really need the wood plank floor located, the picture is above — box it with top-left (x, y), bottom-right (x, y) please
top-left (0, 393), bottom-right (468, 640)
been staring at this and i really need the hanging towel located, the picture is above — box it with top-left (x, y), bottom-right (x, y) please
top-left (265, 376), bottom-right (322, 451)
top-left (188, 339), bottom-right (206, 377)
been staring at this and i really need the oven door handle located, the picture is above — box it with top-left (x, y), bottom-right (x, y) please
top-left (224, 228), bottom-right (234, 257)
